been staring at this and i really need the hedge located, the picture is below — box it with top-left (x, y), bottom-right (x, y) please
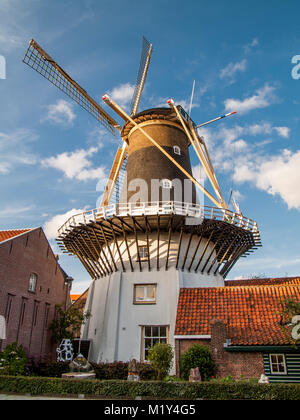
top-left (27, 361), bottom-right (156, 381)
top-left (1, 376), bottom-right (300, 399)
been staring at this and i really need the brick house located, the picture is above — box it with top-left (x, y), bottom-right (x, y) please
top-left (175, 278), bottom-right (300, 382)
top-left (0, 228), bottom-right (73, 360)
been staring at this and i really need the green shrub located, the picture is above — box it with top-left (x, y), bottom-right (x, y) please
top-left (0, 342), bottom-right (28, 376)
top-left (180, 344), bottom-right (215, 381)
top-left (28, 360), bottom-right (69, 378)
top-left (90, 361), bottom-right (128, 380)
top-left (27, 359), bottom-right (155, 381)
top-left (148, 343), bottom-right (173, 380)
top-left (0, 376), bottom-right (300, 399)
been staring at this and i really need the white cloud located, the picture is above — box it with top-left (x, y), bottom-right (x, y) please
top-left (0, 162), bottom-right (10, 174)
top-left (255, 150), bottom-right (300, 209)
top-left (220, 59), bottom-right (247, 79)
top-left (233, 149), bottom-right (300, 210)
top-left (274, 126), bottom-right (290, 138)
top-left (243, 38), bottom-right (259, 53)
top-left (109, 83), bottom-right (135, 109)
top-left (44, 208), bottom-right (85, 240)
top-left (0, 205), bottom-right (34, 217)
top-left (44, 100), bottom-right (76, 125)
top-left (224, 85), bottom-right (277, 114)
top-left (0, 128), bottom-right (38, 174)
top-left (42, 146), bottom-right (106, 181)
top-left (197, 120), bottom-right (299, 211)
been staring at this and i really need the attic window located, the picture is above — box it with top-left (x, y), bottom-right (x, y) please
top-left (173, 145), bottom-right (181, 155)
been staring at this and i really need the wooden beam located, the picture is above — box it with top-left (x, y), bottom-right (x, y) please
top-left (98, 223), bottom-right (118, 272)
top-left (157, 214), bottom-right (160, 271)
top-left (200, 230), bottom-right (226, 274)
top-left (115, 216), bottom-right (134, 233)
top-left (222, 244), bottom-right (248, 278)
top-left (108, 220), bottom-right (126, 272)
top-left (132, 216), bottom-right (142, 272)
top-left (165, 223), bottom-right (173, 271)
top-left (188, 232), bottom-right (203, 271)
top-left (120, 219), bottom-right (134, 272)
top-left (78, 232), bottom-right (105, 277)
top-left (207, 231), bottom-right (232, 275)
top-left (68, 241), bottom-right (95, 279)
top-left (175, 228), bottom-right (184, 269)
top-left (220, 242), bottom-right (246, 276)
top-left (181, 232), bottom-right (194, 270)
top-left (90, 225), bottom-right (113, 274)
top-left (72, 236), bottom-right (100, 279)
top-left (131, 215), bottom-right (145, 233)
top-left (213, 234), bottom-right (239, 275)
top-left (145, 216), bottom-right (151, 271)
top-left (194, 231), bottom-right (214, 272)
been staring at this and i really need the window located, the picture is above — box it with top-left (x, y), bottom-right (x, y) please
top-left (19, 298), bottom-right (27, 327)
top-left (43, 304), bottom-right (50, 329)
top-left (29, 273), bottom-right (37, 292)
top-left (5, 294), bottom-right (14, 324)
top-left (161, 179), bottom-right (172, 189)
top-left (138, 245), bottom-right (149, 261)
top-left (270, 354), bottom-right (287, 374)
top-left (32, 301), bottom-right (39, 327)
top-left (134, 284), bottom-right (156, 304)
top-left (173, 145), bottom-right (181, 155)
top-left (142, 325), bottom-right (169, 360)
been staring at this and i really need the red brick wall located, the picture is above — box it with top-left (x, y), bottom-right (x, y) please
top-left (0, 228), bottom-right (71, 360)
top-left (176, 320), bottom-right (264, 380)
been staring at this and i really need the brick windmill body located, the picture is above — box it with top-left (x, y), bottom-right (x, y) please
top-left (23, 38), bottom-right (261, 364)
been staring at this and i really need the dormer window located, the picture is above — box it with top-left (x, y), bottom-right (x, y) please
top-left (161, 179), bottom-right (172, 189)
top-left (173, 145), bottom-right (181, 155)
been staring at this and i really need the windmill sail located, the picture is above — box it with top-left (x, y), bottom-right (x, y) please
top-left (23, 39), bottom-right (121, 135)
top-left (130, 36), bottom-right (152, 116)
top-left (99, 142), bottom-right (128, 207)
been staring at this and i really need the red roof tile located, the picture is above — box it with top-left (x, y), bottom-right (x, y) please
top-left (225, 277), bottom-right (300, 287)
top-left (175, 285), bottom-right (300, 346)
top-left (0, 229), bottom-right (32, 243)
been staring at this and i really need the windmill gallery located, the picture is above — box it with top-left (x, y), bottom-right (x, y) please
top-left (20, 37), bottom-right (300, 382)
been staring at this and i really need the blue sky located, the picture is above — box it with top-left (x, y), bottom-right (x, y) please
top-left (1, 0), bottom-right (300, 293)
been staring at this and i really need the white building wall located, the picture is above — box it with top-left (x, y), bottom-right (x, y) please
top-left (82, 263), bottom-right (223, 366)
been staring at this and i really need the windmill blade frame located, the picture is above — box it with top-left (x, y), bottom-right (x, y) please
top-left (130, 36), bottom-right (153, 116)
top-left (23, 39), bottom-right (121, 135)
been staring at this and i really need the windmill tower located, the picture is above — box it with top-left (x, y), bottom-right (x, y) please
top-left (23, 38), bottom-right (261, 363)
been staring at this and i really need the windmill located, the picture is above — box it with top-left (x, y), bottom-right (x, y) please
top-left (23, 38), bottom-right (261, 364)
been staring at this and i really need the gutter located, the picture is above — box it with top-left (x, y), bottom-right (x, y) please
top-left (174, 335), bottom-right (211, 340)
top-left (225, 345), bottom-right (300, 352)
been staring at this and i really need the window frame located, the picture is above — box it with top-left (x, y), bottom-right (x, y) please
top-left (137, 245), bottom-right (149, 262)
top-left (161, 179), bottom-right (172, 189)
top-left (28, 272), bottom-right (38, 293)
top-left (140, 325), bottom-right (169, 361)
top-left (133, 284), bottom-right (157, 305)
top-left (173, 145), bottom-right (181, 156)
top-left (269, 353), bottom-right (287, 375)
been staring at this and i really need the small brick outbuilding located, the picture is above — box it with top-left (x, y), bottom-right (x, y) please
top-left (175, 278), bottom-right (300, 382)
